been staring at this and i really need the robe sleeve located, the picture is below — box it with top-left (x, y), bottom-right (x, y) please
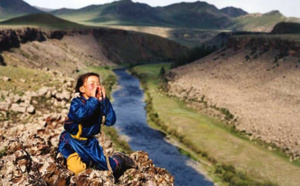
top-left (68, 97), bottom-right (100, 123)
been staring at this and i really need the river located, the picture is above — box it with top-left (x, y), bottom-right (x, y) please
top-left (112, 68), bottom-right (213, 186)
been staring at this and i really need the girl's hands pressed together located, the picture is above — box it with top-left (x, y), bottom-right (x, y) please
top-left (96, 86), bottom-right (106, 101)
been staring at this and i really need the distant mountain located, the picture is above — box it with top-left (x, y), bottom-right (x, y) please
top-left (161, 1), bottom-right (231, 28)
top-left (0, 0), bottom-right (41, 20)
top-left (52, 0), bottom-right (231, 29)
top-left (0, 13), bottom-right (86, 29)
top-left (51, 0), bottom-right (170, 26)
top-left (229, 10), bottom-right (287, 32)
top-left (271, 22), bottom-right (300, 34)
top-left (34, 6), bottom-right (55, 12)
top-left (2, 0), bottom-right (299, 32)
top-left (221, 7), bottom-right (248, 17)
top-left (89, 0), bottom-right (165, 25)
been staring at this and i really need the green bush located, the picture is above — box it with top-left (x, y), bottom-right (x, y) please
top-left (245, 55), bottom-right (250, 61)
top-left (0, 147), bottom-right (7, 158)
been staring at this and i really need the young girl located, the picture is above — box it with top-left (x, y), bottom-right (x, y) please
top-left (58, 72), bottom-right (136, 178)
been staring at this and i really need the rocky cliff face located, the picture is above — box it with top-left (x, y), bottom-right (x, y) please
top-left (0, 27), bottom-right (188, 70)
top-left (92, 28), bottom-right (189, 64)
top-left (0, 72), bottom-right (174, 185)
top-left (271, 22), bottom-right (300, 34)
top-left (227, 35), bottom-right (300, 55)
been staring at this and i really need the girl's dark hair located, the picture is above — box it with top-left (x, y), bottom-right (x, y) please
top-left (75, 72), bottom-right (100, 93)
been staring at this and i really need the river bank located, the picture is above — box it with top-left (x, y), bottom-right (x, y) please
top-left (111, 68), bottom-right (213, 185)
top-left (129, 63), bottom-right (300, 186)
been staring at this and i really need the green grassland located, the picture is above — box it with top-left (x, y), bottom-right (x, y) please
top-left (131, 63), bottom-right (300, 186)
top-left (230, 12), bottom-right (286, 31)
top-left (0, 65), bottom-right (60, 94)
top-left (0, 13), bottom-right (87, 30)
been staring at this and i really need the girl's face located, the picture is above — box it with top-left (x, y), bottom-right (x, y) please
top-left (80, 75), bottom-right (101, 99)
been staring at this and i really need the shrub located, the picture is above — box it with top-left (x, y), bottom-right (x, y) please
top-left (0, 147), bottom-right (7, 158)
top-left (245, 55), bottom-right (250, 61)
top-left (159, 67), bottom-right (166, 76)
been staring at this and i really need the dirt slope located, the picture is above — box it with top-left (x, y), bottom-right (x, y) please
top-left (2, 33), bottom-right (112, 75)
top-left (0, 28), bottom-right (188, 74)
top-left (167, 35), bottom-right (300, 157)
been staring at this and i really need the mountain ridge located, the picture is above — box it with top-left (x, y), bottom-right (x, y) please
top-left (221, 6), bottom-right (248, 17)
top-left (0, 0), bottom-right (41, 20)
top-left (1, 0), bottom-right (300, 32)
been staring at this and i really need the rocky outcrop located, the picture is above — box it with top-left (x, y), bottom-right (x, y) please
top-left (227, 34), bottom-right (300, 56)
top-left (271, 22), bottom-right (300, 34)
top-left (0, 27), bottom-right (188, 68)
top-left (0, 28), bottom-right (49, 52)
top-left (0, 30), bottom-right (21, 51)
top-left (0, 116), bottom-right (173, 185)
top-left (0, 74), bottom-right (174, 185)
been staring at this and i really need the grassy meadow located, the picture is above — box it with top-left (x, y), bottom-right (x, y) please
top-left (0, 13), bottom-right (88, 30)
top-left (0, 65), bottom-right (60, 94)
top-left (131, 63), bottom-right (300, 186)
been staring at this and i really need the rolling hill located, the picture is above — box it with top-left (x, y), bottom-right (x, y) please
top-left (220, 6), bottom-right (248, 18)
top-left (0, 0), bottom-right (41, 21)
top-left (161, 1), bottom-right (231, 28)
top-left (0, 13), bottom-right (86, 29)
top-left (229, 10), bottom-right (300, 32)
top-left (52, 0), bottom-right (232, 29)
top-left (271, 22), bottom-right (300, 34)
top-left (51, 0), bottom-right (165, 26)
top-left (51, 0), bottom-right (300, 32)
top-left (2, 0), bottom-right (300, 33)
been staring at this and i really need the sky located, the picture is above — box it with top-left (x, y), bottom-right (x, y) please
top-left (23, 0), bottom-right (300, 18)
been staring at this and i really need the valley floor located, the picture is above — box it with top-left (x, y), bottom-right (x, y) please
top-left (131, 63), bottom-right (300, 186)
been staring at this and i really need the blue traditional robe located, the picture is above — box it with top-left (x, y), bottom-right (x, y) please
top-left (58, 96), bottom-right (117, 171)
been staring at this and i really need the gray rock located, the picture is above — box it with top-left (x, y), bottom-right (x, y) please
top-left (51, 90), bottom-right (58, 97)
top-left (0, 102), bottom-right (10, 111)
top-left (66, 81), bottom-right (73, 88)
top-left (20, 78), bottom-right (26, 83)
top-left (0, 111), bottom-right (7, 120)
top-left (62, 90), bottom-right (71, 100)
top-left (2, 76), bottom-right (11, 81)
top-left (26, 91), bottom-right (38, 97)
top-left (55, 92), bottom-right (64, 101)
top-left (21, 94), bottom-right (32, 103)
top-left (38, 87), bottom-right (49, 97)
top-left (19, 102), bottom-right (30, 108)
top-left (13, 94), bottom-right (21, 103)
top-left (0, 90), bottom-right (9, 97)
top-left (10, 103), bottom-right (26, 113)
top-left (27, 105), bottom-right (35, 114)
